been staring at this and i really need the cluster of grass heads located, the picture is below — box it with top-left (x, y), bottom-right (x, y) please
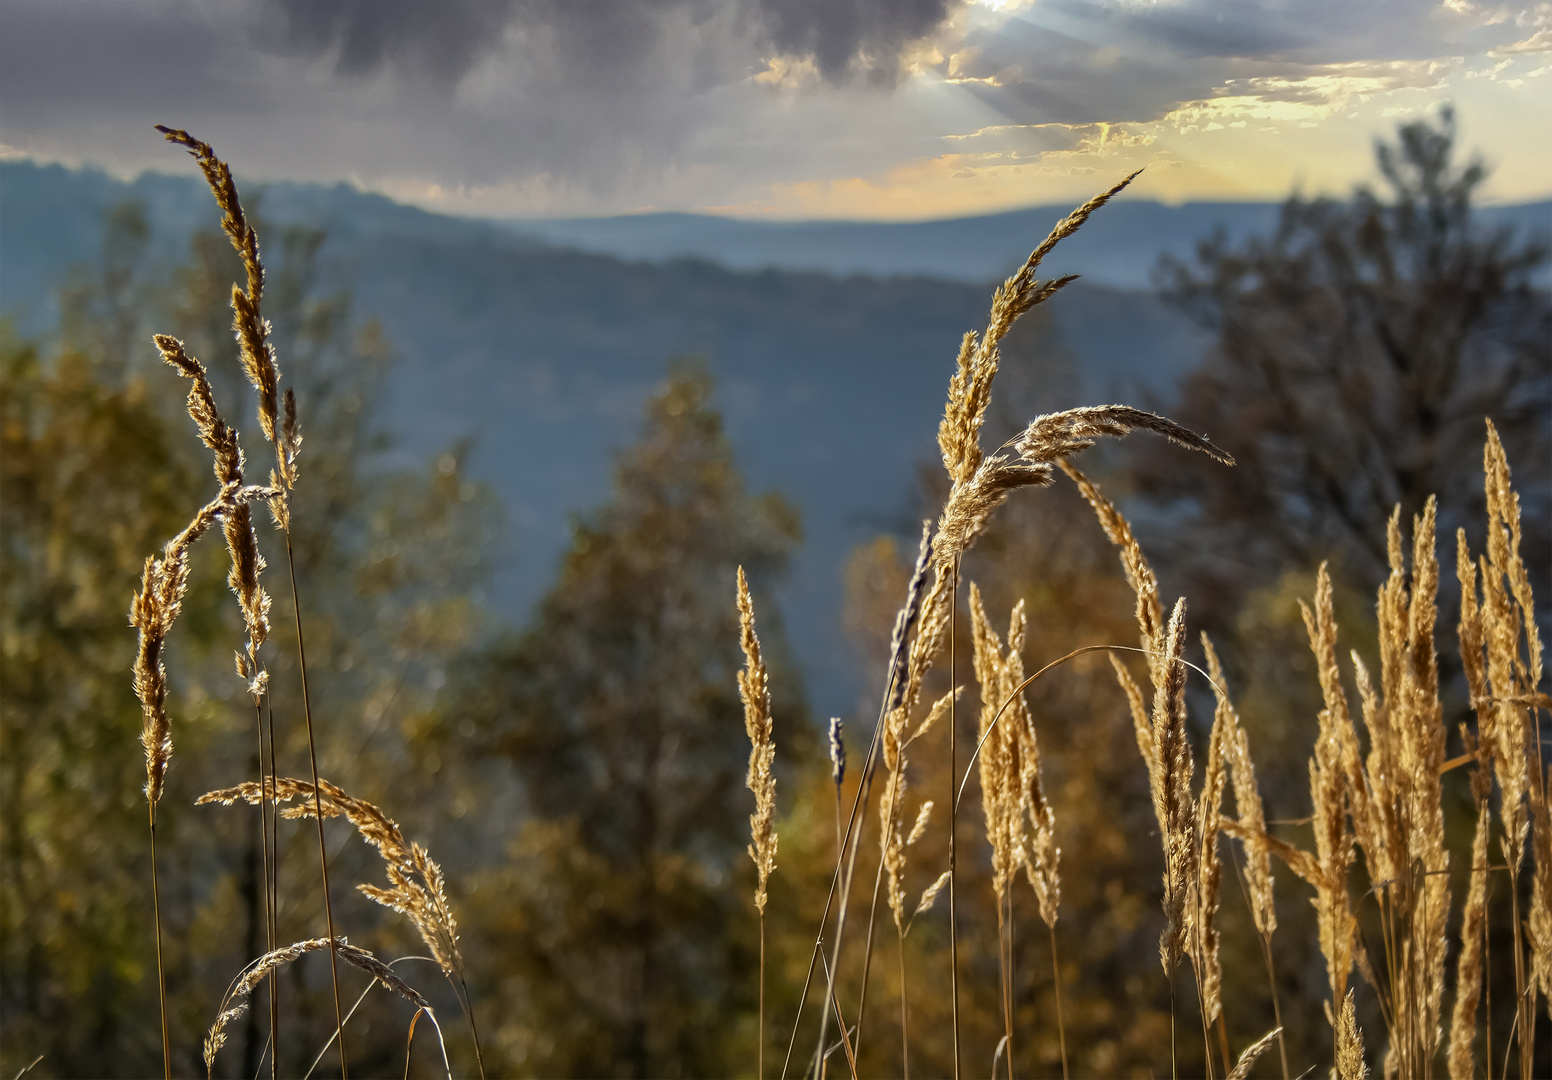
top-left (129, 128), bottom-right (1544, 1080)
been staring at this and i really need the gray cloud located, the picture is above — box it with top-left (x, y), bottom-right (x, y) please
top-left (266, 0), bottom-right (959, 89)
top-left (273, 0), bottom-right (519, 84)
top-left (0, 0), bottom-right (1540, 214)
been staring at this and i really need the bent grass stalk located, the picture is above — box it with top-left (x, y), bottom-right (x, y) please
top-left (156, 124), bottom-right (350, 1072)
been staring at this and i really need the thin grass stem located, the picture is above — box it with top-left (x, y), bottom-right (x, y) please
top-left (264, 696), bottom-right (281, 1079)
top-left (898, 929), bottom-right (910, 1080)
top-left (454, 973), bottom-right (486, 1080)
top-left (1049, 924), bottom-right (1068, 1080)
top-left (850, 852), bottom-right (886, 1060)
top-left (252, 699), bottom-right (278, 1079)
top-left (285, 536), bottom-right (347, 1077)
top-left (948, 554), bottom-right (962, 1080)
top-left (150, 801), bottom-right (171, 1080)
top-left (808, 643), bottom-right (904, 1077)
top-left (782, 940), bottom-right (824, 1079)
top-left (760, 912), bottom-right (767, 1080)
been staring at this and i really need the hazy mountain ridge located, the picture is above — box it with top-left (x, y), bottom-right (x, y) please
top-left (9, 160), bottom-right (1540, 711)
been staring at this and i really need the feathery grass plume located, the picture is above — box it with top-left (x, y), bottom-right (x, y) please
top-left (913, 871), bottom-right (952, 921)
top-left (876, 675), bottom-right (951, 1077)
top-left (200, 777), bottom-right (464, 977)
top-left (1225, 1028), bottom-right (1283, 1080)
top-left (132, 496), bottom-right (227, 805)
top-left (130, 482), bottom-right (235, 1077)
top-left (203, 938), bottom-right (447, 1078)
top-left (1011, 646), bottom-right (1060, 932)
top-left (829, 717), bottom-right (846, 789)
top-left (969, 584), bottom-right (1021, 906)
top-left (1299, 571), bottom-right (1358, 1029)
top-left (1335, 990), bottom-right (1368, 1080)
top-left (1215, 647), bottom-right (1275, 940)
top-left (881, 689), bottom-right (954, 933)
top-left (1058, 462), bottom-right (1203, 983)
top-left (1448, 783), bottom-right (1493, 1077)
top-left (1449, 526), bottom-right (1496, 1077)
top-left (935, 173), bottom-right (1143, 494)
top-left (155, 127), bottom-right (284, 456)
top-left (735, 566), bottom-right (775, 1080)
top-left (936, 404), bottom-right (1231, 567)
top-left (1320, 501), bottom-right (1450, 1072)
top-left (1465, 422), bottom-right (1552, 1054)
top-left (1209, 638), bottom-right (1288, 1079)
top-left (1062, 461), bottom-right (1168, 701)
top-left (1195, 635), bottom-right (1235, 1028)
top-left (152, 335), bottom-right (275, 687)
top-left (1153, 598), bottom-right (1197, 978)
top-left (737, 567), bottom-right (778, 912)
top-left (967, 582), bottom-right (1025, 1073)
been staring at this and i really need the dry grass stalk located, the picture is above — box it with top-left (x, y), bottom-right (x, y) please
top-left (876, 675), bottom-right (949, 1077)
top-left (1225, 1027), bottom-right (1283, 1080)
top-left (132, 331), bottom-right (280, 1078)
top-left (1153, 598), bottom-right (1197, 979)
top-left (818, 175), bottom-right (1229, 1079)
top-left (155, 126), bottom-right (293, 478)
top-left (1300, 571), bottom-right (1359, 1036)
top-left (1335, 990), bottom-right (1368, 1080)
top-left (1458, 421), bottom-right (1547, 1071)
top-left (132, 495), bottom-right (228, 807)
top-left (1447, 788), bottom-right (1492, 1078)
top-left (1210, 640), bottom-right (1288, 1078)
top-left (203, 937), bottom-right (448, 1079)
top-left (151, 335), bottom-right (275, 688)
top-left (156, 125), bottom-right (347, 1070)
top-left (1062, 459), bottom-right (1214, 1068)
top-left (1196, 636), bottom-right (1236, 1029)
top-left (803, 526), bottom-right (930, 1080)
top-left (881, 689), bottom-right (954, 934)
top-left (737, 566), bottom-right (778, 914)
top-left (199, 776), bottom-right (464, 980)
top-left (969, 584), bottom-right (1063, 1078)
top-left (736, 566), bottom-right (775, 1080)
top-left (1293, 499), bottom-right (1453, 1074)
top-left (1449, 521), bottom-right (1499, 1078)
top-left (935, 173), bottom-right (1146, 496)
top-left (1217, 650), bottom-right (1275, 941)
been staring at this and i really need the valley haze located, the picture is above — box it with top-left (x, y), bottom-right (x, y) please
top-left (4, 159), bottom-right (1547, 714)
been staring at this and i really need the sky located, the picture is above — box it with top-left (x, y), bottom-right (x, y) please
top-left (2, 0), bottom-right (1549, 220)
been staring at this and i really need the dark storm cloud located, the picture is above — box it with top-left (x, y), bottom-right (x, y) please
top-left (0, 0), bottom-right (1539, 212)
top-left (267, 0), bottom-right (959, 88)
top-left (0, 0), bottom-right (962, 200)
top-left (273, 0), bottom-right (520, 84)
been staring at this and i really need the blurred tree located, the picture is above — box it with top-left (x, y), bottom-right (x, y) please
top-left (0, 198), bottom-right (499, 1078)
top-left (1144, 107), bottom-right (1550, 626)
top-left (460, 362), bottom-right (805, 1078)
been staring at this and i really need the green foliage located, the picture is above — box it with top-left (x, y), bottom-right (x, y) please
top-left (458, 362), bottom-right (804, 1078)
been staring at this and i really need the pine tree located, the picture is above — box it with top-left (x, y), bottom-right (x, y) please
top-left (463, 361), bottom-right (803, 1078)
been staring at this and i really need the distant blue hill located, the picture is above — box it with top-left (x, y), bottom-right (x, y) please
top-left (2, 159), bottom-right (1546, 715)
top-left (503, 199), bottom-right (1552, 287)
